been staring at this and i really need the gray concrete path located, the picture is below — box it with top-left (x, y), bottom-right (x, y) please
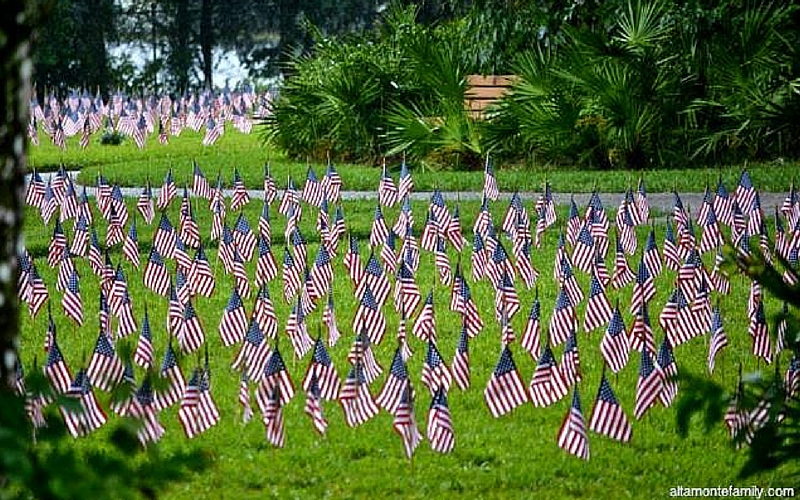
top-left (25, 171), bottom-right (789, 213)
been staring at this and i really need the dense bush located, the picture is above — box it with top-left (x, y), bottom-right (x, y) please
top-left (266, 0), bottom-right (800, 170)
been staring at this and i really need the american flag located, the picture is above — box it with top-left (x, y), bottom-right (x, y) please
top-left (219, 287), bottom-right (248, 347)
top-left (588, 373), bottom-right (632, 442)
top-left (143, 247), bottom-right (171, 296)
top-left (178, 369), bottom-right (203, 438)
top-left (153, 212), bottom-right (176, 259)
top-left (393, 384), bottom-right (423, 459)
top-left (610, 236), bottom-right (636, 290)
top-left (135, 306), bottom-right (154, 369)
top-left (26, 169), bottom-right (45, 208)
top-left (380, 230), bottom-right (398, 275)
top-left (252, 284), bottom-right (278, 339)
top-left (304, 375), bottom-right (328, 435)
top-left (724, 379), bottom-right (749, 443)
top-left (134, 378), bottom-right (166, 446)
top-left (483, 155), bottom-right (499, 201)
top-left (657, 337), bottom-right (678, 407)
top-left (735, 170), bottom-right (756, 213)
top-left (86, 331), bottom-right (125, 391)
top-left (494, 271), bottom-right (520, 324)
top-left (285, 300), bottom-right (314, 359)
top-left (302, 166), bottom-right (323, 207)
top-left (232, 212), bottom-right (257, 261)
top-left (323, 291), bottom-right (340, 347)
top-left (352, 285), bottom-right (386, 346)
top-left (62, 269), bottom-right (83, 326)
top-left (548, 288), bottom-right (576, 347)
top-left (634, 346), bottom-right (663, 419)
top-left (376, 347), bottom-right (411, 414)
top-left (158, 169), bottom-right (177, 210)
top-left (121, 218), bottom-right (140, 268)
top-left (177, 300), bottom-right (205, 353)
top-left (571, 224), bottom-right (595, 274)
top-left (643, 228), bottom-right (662, 277)
top-left (309, 245), bottom-right (334, 302)
top-left (785, 356), bottom-right (800, 399)
top-left (378, 160), bottom-right (398, 207)
top-left (239, 373), bottom-right (253, 423)
top-left (136, 179), bottom-right (155, 225)
top-left (557, 389), bottom-right (589, 461)
top-left (398, 158), bottom-right (414, 201)
top-left (413, 291), bottom-right (436, 342)
top-left (699, 205), bottom-right (723, 254)
top-left (156, 342), bottom-right (186, 411)
top-left (630, 259), bottom-right (656, 314)
top-left (48, 220), bottom-right (67, 268)
top-left (233, 318), bottom-right (270, 382)
top-left (558, 256), bottom-right (584, 305)
top-left (636, 177), bottom-right (650, 223)
top-left (347, 331), bottom-right (383, 384)
top-left (230, 168), bottom-right (251, 212)
top-left (446, 205), bottom-right (466, 251)
top-left (484, 345), bottom-right (529, 418)
top-left (420, 210), bottom-right (439, 252)
top-left (452, 324), bottom-right (470, 390)
top-left (192, 161), bottom-right (212, 200)
top-left (600, 305), bottom-right (629, 373)
top-left (202, 116), bottom-right (224, 146)
top-left (529, 343), bottom-right (569, 407)
top-left (339, 362), bottom-right (379, 427)
top-left (263, 386), bottom-right (285, 448)
top-left (435, 235), bottom-right (452, 286)
top-left (344, 236), bottom-right (363, 288)
top-left (105, 205), bottom-right (125, 248)
top-left (427, 387), bottom-right (455, 453)
top-left (189, 244), bottom-right (215, 297)
top-left (356, 253), bottom-right (391, 307)
top-left (258, 347), bottom-right (295, 409)
top-left (116, 288), bottom-right (138, 339)
top-left (560, 331), bottom-right (582, 388)
top-left (44, 334), bottom-right (73, 393)
top-left (749, 300), bottom-right (772, 363)
top-left (616, 197), bottom-right (638, 255)
top-left (394, 260), bottom-right (421, 318)
top-left (521, 294), bottom-right (541, 360)
top-left (421, 340), bottom-right (452, 395)
top-left (584, 273), bottom-right (613, 333)
top-left (663, 221), bottom-right (681, 271)
top-left (323, 161), bottom-right (342, 204)
top-left (629, 304), bottom-right (656, 355)
top-left (63, 369), bottom-right (107, 437)
top-left (278, 176), bottom-right (299, 217)
top-left (302, 337), bottom-right (341, 401)
top-left (282, 246), bottom-right (302, 301)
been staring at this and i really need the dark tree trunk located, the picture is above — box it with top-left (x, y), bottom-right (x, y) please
top-left (200, 0), bottom-right (213, 88)
top-left (173, 0), bottom-right (192, 91)
top-left (0, 0), bottom-right (32, 391)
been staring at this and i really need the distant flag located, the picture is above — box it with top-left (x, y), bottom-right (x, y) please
top-left (157, 169), bottom-right (177, 210)
top-left (634, 346), bottom-right (663, 420)
top-left (258, 347), bottom-right (295, 410)
top-left (588, 373), bottom-right (632, 442)
top-left (557, 389), bottom-right (589, 461)
top-left (452, 323), bottom-right (471, 391)
top-left (230, 167), bottom-right (250, 211)
top-left (63, 369), bottom-right (107, 437)
top-left (121, 217), bottom-right (140, 268)
top-left (143, 247), bottom-right (171, 296)
top-left (135, 306), bottom-right (154, 369)
top-left (347, 331), bottom-right (382, 384)
top-left (483, 155), bottom-right (499, 201)
top-left (521, 293), bottom-right (541, 360)
top-left (232, 211), bottom-right (258, 261)
top-left (421, 340), bottom-right (452, 395)
top-left (394, 259), bottom-right (421, 318)
top-left (484, 345), bottom-right (529, 417)
top-left (584, 273), bottom-right (613, 333)
top-left (528, 343), bottom-right (569, 407)
top-left (323, 161), bottom-right (342, 204)
top-left (571, 225), bottom-right (595, 273)
top-left (302, 166), bottom-right (324, 207)
top-left (610, 236), bottom-right (636, 290)
top-left (413, 291), bottom-right (436, 343)
top-left (376, 347), bottom-right (411, 414)
top-left (560, 331), bottom-right (582, 388)
top-left (304, 374), bottom-right (328, 435)
top-left (600, 305), bottom-right (629, 373)
top-left (629, 304), bottom-right (657, 355)
top-left (378, 159), bottom-right (398, 207)
top-left (302, 337), bottom-right (341, 401)
top-left (62, 269), bottom-right (83, 326)
top-left (352, 285), bottom-right (387, 346)
top-left (178, 300), bottom-right (205, 354)
top-left (44, 333), bottom-right (73, 393)
top-left (153, 212), bottom-right (176, 259)
top-left (630, 259), bottom-right (656, 314)
top-left (748, 300), bottom-right (772, 364)
top-left (663, 221), bottom-right (681, 271)
top-left (323, 291), bottom-right (340, 347)
top-left (339, 361), bottom-right (379, 427)
top-left (188, 244), bottom-right (215, 297)
top-left (356, 253), bottom-right (391, 307)
top-left (219, 288), bottom-right (249, 347)
top-left (233, 318), bottom-right (270, 382)
top-left (657, 337), bottom-right (678, 407)
top-left (192, 161), bottom-right (212, 200)
top-left (262, 386), bottom-right (285, 448)
top-left (548, 288), bottom-right (576, 347)
top-left (285, 300), bottom-right (313, 359)
top-left (86, 331), bottom-right (125, 391)
top-left (202, 115), bottom-right (223, 146)
top-left (427, 387), bottom-right (455, 453)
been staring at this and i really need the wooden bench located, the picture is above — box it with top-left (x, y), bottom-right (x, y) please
top-left (465, 75), bottom-right (518, 119)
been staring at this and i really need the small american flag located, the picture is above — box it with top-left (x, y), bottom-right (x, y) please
top-left (427, 387), bottom-right (455, 453)
top-left (143, 247), bottom-right (171, 296)
top-left (643, 228), bottom-right (662, 277)
top-left (192, 161), bottom-right (212, 200)
top-left (121, 217), bottom-right (140, 268)
top-left (378, 161), bottom-right (398, 207)
top-left (657, 337), bottom-right (678, 407)
top-left (302, 166), bottom-right (324, 207)
top-left (135, 306), bottom-right (154, 369)
top-left (394, 260), bottom-right (421, 318)
top-left (421, 340), bottom-right (452, 395)
top-left (62, 269), bottom-right (83, 326)
top-left (153, 212), bottom-right (176, 259)
top-left (521, 294), bottom-right (541, 360)
top-left (629, 304), bottom-right (656, 355)
top-left (302, 337), bottom-right (341, 401)
top-left (356, 253), bottom-right (390, 307)
top-left (352, 285), bottom-right (387, 346)
top-left (584, 273), bottom-right (613, 333)
top-left (610, 236), bottom-right (636, 290)
top-left (339, 361), bottom-right (379, 427)
top-left (560, 331), bottom-right (582, 388)
top-left (155, 343), bottom-right (186, 411)
top-left (63, 369), bottom-right (107, 437)
top-left (323, 161), bottom-right (342, 204)
top-left (483, 155), bottom-right (499, 201)
top-left (258, 347), bottom-right (295, 412)
top-left (557, 389), bottom-right (589, 460)
top-left (86, 331), bottom-right (125, 391)
top-left (748, 300), bottom-right (772, 364)
top-left (601, 305), bottom-right (630, 373)
top-left (630, 259), bottom-right (656, 314)
top-left (707, 305), bottom-right (728, 374)
top-left (634, 346), bottom-right (663, 420)
top-left (376, 347), bottom-right (410, 414)
top-left (548, 288), bottom-right (576, 347)
top-left (230, 168), bottom-right (251, 212)
top-left (263, 386), bottom-right (285, 448)
top-left (413, 291), bottom-right (436, 342)
top-left (588, 373), bottom-right (632, 442)
top-left (322, 291), bottom-right (340, 347)
top-left (529, 343), bottom-right (569, 407)
top-left (233, 318), bottom-right (270, 382)
top-left (393, 384), bottom-right (422, 459)
top-left (44, 334), bottom-right (73, 393)
top-left (452, 324), bottom-right (470, 390)
top-left (571, 224), bottom-right (595, 273)
top-left (484, 345), bottom-right (529, 418)
top-left (347, 331), bottom-right (383, 384)
top-left (136, 182), bottom-right (154, 225)
top-left (189, 245), bottom-right (215, 297)
top-left (304, 375), bottom-right (328, 435)
top-left (219, 288), bottom-right (248, 347)
top-left (158, 169), bottom-right (177, 210)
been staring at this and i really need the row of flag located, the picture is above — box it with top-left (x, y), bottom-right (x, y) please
top-left (28, 87), bottom-right (273, 150)
top-left (16, 158), bottom-right (800, 460)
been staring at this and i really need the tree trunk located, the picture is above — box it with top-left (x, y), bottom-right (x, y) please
top-left (200, 0), bottom-right (213, 88)
top-left (0, 0), bottom-right (32, 391)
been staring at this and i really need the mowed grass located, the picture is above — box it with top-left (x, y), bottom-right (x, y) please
top-left (20, 194), bottom-right (797, 499)
top-left (28, 129), bottom-right (799, 193)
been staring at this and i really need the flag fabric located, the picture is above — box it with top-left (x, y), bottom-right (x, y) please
top-left (427, 387), bottom-right (455, 453)
top-left (230, 168), bottom-right (251, 212)
top-left (134, 307), bottom-right (154, 368)
top-left (584, 273), bottom-right (613, 333)
top-left (634, 347), bottom-right (663, 419)
top-left (262, 386), bottom-right (285, 448)
top-left (749, 300), bottom-right (772, 364)
top-left (421, 340), bottom-right (452, 395)
top-left (452, 324), bottom-right (471, 391)
top-left (557, 389), bottom-right (589, 461)
top-left (86, 331), bottom-right (125, 391)
top-left (484, 345), bottom-right (529, 417)
top-left (219, 288), bottom-right (248, 347)
top-left (571, 225), bottom-right (595, 273)
top-left (143, 247), bottom-right (171, 296)
top-left (352, 285), bottom-right (387, 346)
top-left (529, 343), bottom-right (569, 407)
top-left (601, 305), bottom-right (630, 374)
top-left (233, 318), bottom-right (271, 382)
top-left (393, 384), bottom-right (423, 459)
top-left (258, 347), bottom-right (295, 410)
top-left (155, 343), bottom-right (186, 411)
top-left (521, 294), bottom-right (541, 360)
top-left (483, 156), bottom-right (499, 201)
top-left (588, 374), bottom-right (632, 442)
top-left (376, 347), bottom-right (411, 414)
top-left (158, 169), bottom-right (177, 210)
top-left (339, 362), bottom-right (380, 427)
top-left (630, 259), bottom-right (656, 314)
top-left (44, 334), bottom-right (73, 393)
top-left (657, 337), bottom-right (678, 407)
top-left (63, 369), bottom-right (107, 437)
top-left (137, 182), bottom-right (155, 224)
top-left (413, 291), bottom-right (436, 343)
top-left (302, 337), bottom-right (341, 401)
top-left (302, 167), bottom-right (324, 207)
top-left (378, 161), bottom-right (399, 207)
top-left (560, 331), bottom-right (582, 388)
top-left (192, 161), bottom-right (212, 200)
top-left (549, 288), bottom-right (576, 347)
top-left (62, 269), bottom-right (83, 326)
top-left (304, 375), bottom-right (328, 435)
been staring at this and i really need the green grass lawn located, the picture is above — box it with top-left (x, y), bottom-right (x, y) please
top-left (29, 130), bottom-right (799, 193)
top-left (19, 193), bottom-right (797, 499)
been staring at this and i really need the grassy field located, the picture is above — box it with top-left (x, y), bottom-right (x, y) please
top-left (19, 190), bottom-right (798, 499)
top-left (28, 130), bottom-right (799, 193)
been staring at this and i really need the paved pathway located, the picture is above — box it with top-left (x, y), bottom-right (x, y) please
top-left (25, 171), bottom-right (788, 213)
